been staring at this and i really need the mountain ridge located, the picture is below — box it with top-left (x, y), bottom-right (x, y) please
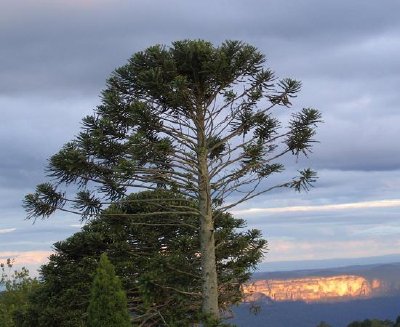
top-left (244, 261), bottom-right (400, 303)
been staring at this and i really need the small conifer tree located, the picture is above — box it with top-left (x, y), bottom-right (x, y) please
top-left (87, 253), bottom-right (131, 327)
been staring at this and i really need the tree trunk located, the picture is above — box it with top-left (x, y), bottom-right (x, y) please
top-left (199, 188), bottom-right (219, 322)
top-left (197, 120), bottom-right (219, 324)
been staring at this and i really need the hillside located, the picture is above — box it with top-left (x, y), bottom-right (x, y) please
top-left (243, 275), bottom-right (381, 302)
top-left (230, 296), bottom-right (400, 327)
top-left (245, 262), bottom-right (400, 302)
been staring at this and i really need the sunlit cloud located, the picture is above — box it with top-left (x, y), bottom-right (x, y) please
top-left (0, 250), bottom-right (52, 265)
top-left (266, 238), bottom-right (400, 263)
top-left (233, 199), bottom-right (400, 216)
top-left (0, 228), bottom-right (16, 234)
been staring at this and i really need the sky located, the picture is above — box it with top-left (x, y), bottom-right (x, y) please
top-left (1, 0), bottom-right (399, 273)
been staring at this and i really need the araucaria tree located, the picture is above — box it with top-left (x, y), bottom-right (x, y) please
top-left (25, 40), bottom-right (321, 323)
top-left (24, 190), bottom-right (265, 326)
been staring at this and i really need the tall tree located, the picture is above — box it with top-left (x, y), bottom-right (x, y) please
top-left (87, 253), bottom-right (131, 327)
top-left (24, 40), bottom-right (321, 323)
top-left (24, 190), bottom-right (265, 326)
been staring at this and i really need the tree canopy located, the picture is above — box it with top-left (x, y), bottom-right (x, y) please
top-left (23, 190), bottom-right (265, 326)
top-left (347, 318), bottom-right (400, 327)
top-left (315, 317), bottom-right (400, 327)
top-left (24, 39), bottom-right (320, 322)
top-left (0, 261), bottom-right (39, 327)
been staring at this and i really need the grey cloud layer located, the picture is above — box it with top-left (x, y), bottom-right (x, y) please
top-left (1, 0), bottom-right (400, 94)
top-left (2, 0), bottom-right (398, 173)
top-left (1, 0), bottom-right (399, 268)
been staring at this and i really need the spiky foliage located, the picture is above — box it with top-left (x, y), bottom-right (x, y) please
top-left (24, 40), bottom-right (321, 321)
top-left (87, 253), bottom-right (131, 327)
top-left (23, 190), bottom-right (266, 326)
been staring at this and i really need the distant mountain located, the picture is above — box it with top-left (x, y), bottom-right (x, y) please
top-left (258, 254), bottom-right (400, 272)
top-left (254, 261), bottom-right (400, 281)
top-left (228, 262), bottom-right (400, 327)
top-left (243, 275), bottom-right (383, 303)
top-left (245, 262), bottom-right (400, 302)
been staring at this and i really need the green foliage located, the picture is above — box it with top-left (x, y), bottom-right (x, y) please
top-left (24, 39), bottom-right (319, 322)
top-left (24, 190), bottom-right (266, 326)
top-left (87, 253), bottom-right (131, 327)
top-left (24, 39), bottom-right (321, 222)
top-left (316, 322), bottom-right (332, 327)
top-left (0, 260), bottom-right (40, 327)
top-left (347, 318), bottom-right (397, 327)
top-left (317, 317), bottom-right (400, 327)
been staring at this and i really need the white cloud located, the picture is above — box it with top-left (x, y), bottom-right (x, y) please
top-left (233, 199), bottom-right (400, 216)
top-left (0, 250), bottom-right (52, 265)
top-left (0, 228), bottom-right (16, 234)
top-left (266, 238), bottom-right (400, 263)
top-left (69, 224), bottom-right (84, 228)
top-left (352, 225), bottom-right (400, 237)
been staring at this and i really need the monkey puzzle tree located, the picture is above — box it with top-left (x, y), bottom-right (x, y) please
top-left (24, 40), bottom-right (321, 323)
top-left (23, 190), bottom-right (266, 326)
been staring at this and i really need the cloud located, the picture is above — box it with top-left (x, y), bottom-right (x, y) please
top-left (0, 228), bottom-right (16, 234)
top-left (352, 226), bottom-right (400, 237)
top-left (0, 250), bottom-right (52, 266)
top-left (0, 96), bottom-right (95, 195)
top-left (310, 113), bottom-right (400, 172)
top-left (266, 238), bottom-right (400, 263)
top-left (1, 0), bottom-right (400, 270)
top-left (1, 0), bottom-right (399, 97)
top-left (233, 199), bottom-right (400, 216)
top-left (231, 169), bottom-right (400, 219)
top-left (69, 224), bottom-right (84, 228)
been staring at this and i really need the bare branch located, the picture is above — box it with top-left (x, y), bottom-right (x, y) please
top-left (220, 182), bottom-right (289, 211)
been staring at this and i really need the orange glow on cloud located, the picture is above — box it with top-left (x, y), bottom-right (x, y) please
top-left (0, 251), bottom-right (52, 266)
